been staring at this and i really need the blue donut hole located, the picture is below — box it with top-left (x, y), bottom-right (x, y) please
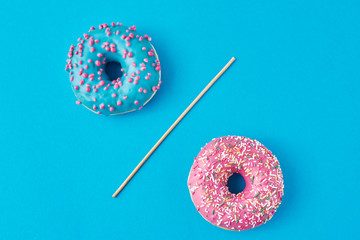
top-left (105, 61), bottom-right (123, 81)
top-left (227, 173), bottom-right (246, 194)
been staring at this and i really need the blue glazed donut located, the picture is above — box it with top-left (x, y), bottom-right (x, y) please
top-left (65, 22), bottom-right (161, 115)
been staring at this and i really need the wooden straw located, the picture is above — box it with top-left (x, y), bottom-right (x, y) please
top-left (112, 57), bottom-right (236, 198)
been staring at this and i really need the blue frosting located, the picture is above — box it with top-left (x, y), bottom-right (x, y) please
top-left (65, 23), bottom-right (161, 116)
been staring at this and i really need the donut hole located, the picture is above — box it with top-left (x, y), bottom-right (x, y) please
top-left (227, 173), bottom-right (246, 194)
top-left (105, 61), bottom-right (123, 81)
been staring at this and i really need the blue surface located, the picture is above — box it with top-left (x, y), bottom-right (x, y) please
top-left (0, 0), bottom-right (359, 239)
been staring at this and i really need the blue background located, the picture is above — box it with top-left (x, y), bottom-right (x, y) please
top-left (0, 0), bottom-right (359, 239)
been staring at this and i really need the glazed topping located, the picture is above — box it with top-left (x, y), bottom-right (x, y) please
top-left (188, 136), bottom-right (284, 231)
top-left (65, 22), bottom-right (161, 115)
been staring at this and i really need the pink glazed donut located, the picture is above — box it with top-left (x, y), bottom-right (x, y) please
top-left (187, 136), bottom-right (284, 231)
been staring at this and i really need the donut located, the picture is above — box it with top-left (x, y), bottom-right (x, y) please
top-left (187, 136), bottom-right (284, 231)
top-left (65, 22), bottom-right (161, 115)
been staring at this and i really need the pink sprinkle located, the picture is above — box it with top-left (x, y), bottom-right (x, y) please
top-left (109, 107), bottom-right (114, 112)
top-left (111, 47), bottom-right (116, 53)
top-left (90, 47), bottom-right (95, 52)
top-left (82, 73), bottom-right (88, 78)
top-left (97, 53), bottom-right (103, 58)
top-left (74, 86), bottom-right (79, 90)
top-left (148, 52), bottom-right (154, 57)
top-left (142, 47), bottom-right (146, 50)
top-left (144, 58), bottom-right (148, 62)
top-left (125, 37), bottom-right (130, 41)
top-left (104, 87), bottom-right (109, 90)
top-left (84, 65), bottom-right (89, 69)
top-left (141, 67), bottom-right (146, 71)
top-left (131, 73), bottom-right (135, 77)
top-left (135, 76), bottom-right (140, 81)
top-left (107, 32), bottom-right (111, 36)
top-left (152, 86), bottom-right (157, 91)
top-left (127, 78), bottom-right (133, 83)
top-left (127, 52), bottom-right (133, 57)
top-left (117, 101), bottom-right (122, 106)
top-left (136, 70), bottom-right (140, 74)
top-left (93, 98), bottom-right (97, 101)
top-left (100, 103), bottom-right (105, 109)
top-left (111, 22), bottom-right (115, 27)
top-left (126, 42), bottom-right (131, 47)
top-left (123, 50), bottom-right (128, 54)
top-left (121, 35), bottom-right (126, 39)
top-left (88, 59), bottom-right (93, 63)
top-left (145, 76), bottom-right (150, 80)
top-left (112, 93), bottom-right (117, 97)
top-left (143, 89), bottom-right (147, 93)
top-left (139, 36), bottom-right (143, 41)
top-left (156, 66), bottom-right (161, 71)
top-left (129, 33), bottom-right (134, 38)
top-left (122, 54), bottom-right (127, 59)
top-left (89, 40), bottom-right (94, 46)
top-left (116, 30), bottom-right (120, 35)
top-left (84, 33), bottom-right (89, 39)
top-left (138, 87), bottom-right (143, 93)
top-left (79, 80), bottom-right (84, 85)
top-left (95, 61), bottom-right (101, 66)
top-left (76, 101), bottom-right (81, 105)
top-left (132, 62), bottom-right (137, 67)
top-left (134, 80), bottom-right (138, 85)
top-left (95, 39), bottom-right (100, 43)
top-left (93, 105), bottom-right (98, 110)
top-left (86, 87), bottom-right (91, 92)
top-left (110, 43), bottom-right (115, 48)
top-left (105, 47), bottom-right (110, 51)
top-left (99, 80), bottom-right (105, 86)
top-left (70, 76), bottom-right (74, 81)
top-left (123, 96), bottom-right (128, 100)
top-left (114, 84), bottom-right (119, 89)
top-left (134, 100), bottom-right (139, 105)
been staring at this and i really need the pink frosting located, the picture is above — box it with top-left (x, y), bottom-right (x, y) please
top-left (187, 136), bottom-right (284, 231)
